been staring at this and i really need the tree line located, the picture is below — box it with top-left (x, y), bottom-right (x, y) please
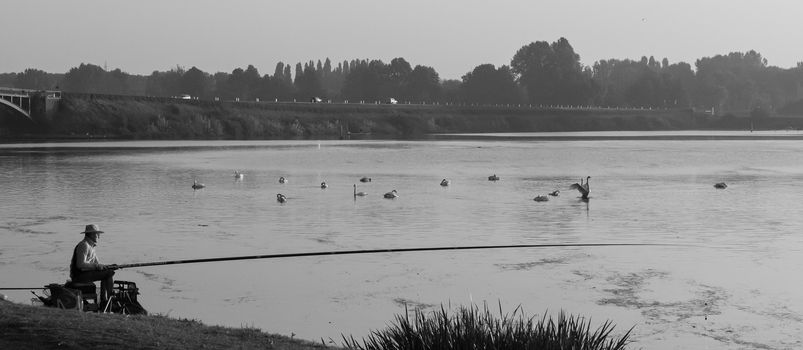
top-left (2, 37), bottom-right (803, 115)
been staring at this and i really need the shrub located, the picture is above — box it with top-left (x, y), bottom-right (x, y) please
top-left (342, 302), bottom-right (632, 350)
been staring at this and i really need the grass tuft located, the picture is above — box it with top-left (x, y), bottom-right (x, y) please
top-left (342, 302), bottom-right (633, 350)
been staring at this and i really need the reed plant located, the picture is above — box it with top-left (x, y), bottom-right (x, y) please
top-left (342, 302), bottom-right (632, 350)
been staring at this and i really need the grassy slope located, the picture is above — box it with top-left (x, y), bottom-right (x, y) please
top-left (16, 94), bottom-right (718, 139)
top-left (5, 93), bottom-right (803, 139)
top-left (0, 300), bottom-right (333, 350)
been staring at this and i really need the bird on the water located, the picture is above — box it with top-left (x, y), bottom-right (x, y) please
top-left (192, 179), bottom-right (205, 190)
top-left (569, 176), bottom-right (591, 199)
top-left (354, 184), bottom-right (367, 197)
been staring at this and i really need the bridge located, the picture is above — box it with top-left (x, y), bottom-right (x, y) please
top-left (0, 87), bottom-right (61, 121)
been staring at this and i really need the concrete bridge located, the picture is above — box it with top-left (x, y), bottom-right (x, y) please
top-left (0, 87), bottom-right (61, 121)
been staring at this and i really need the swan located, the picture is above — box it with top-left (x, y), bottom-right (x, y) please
top-left (276, 194), bottom-right (287, 203)
top-left (548, 190), bottom-right (560, 197)
top-left (714, 182), bottom-right (727, 189)
top-left (321, 181), bottom-right (328, 189)
top-left (383, 189), bottom-right (398, 199)
top-left (488, 174), bottom-right (500, 181)
top-left (440, 179), bottom-right (450, 186)
top-left (279, 176), bottom-right (287, 184)
top-left (354, 184), bottom-right (367, 197)
top-left (360, 177), bottom-right (372, 183)
top-left (569, 176), bottom-right (590, 199)
top-left (192, 179), bottom-right (205, 190)
top-left (533, 195), bottom-right (549, 202)
top-left (234, 171), bottom-right (244, 180)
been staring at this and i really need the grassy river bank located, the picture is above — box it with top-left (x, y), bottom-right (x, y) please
top-left (5, 93), bottom-right (798, 140)
top-left (1, 298), bottom-right (633, 350)
top-left (0, 299), bottom-right (329, 349)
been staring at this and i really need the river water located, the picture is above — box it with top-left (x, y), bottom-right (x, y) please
top-left (1, 131), bottom-right (802, 349)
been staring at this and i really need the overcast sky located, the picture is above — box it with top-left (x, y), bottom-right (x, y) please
top-left (4, 0), bottom-right (802, 80)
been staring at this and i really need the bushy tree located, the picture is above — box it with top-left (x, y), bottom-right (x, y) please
top-left (461, 64), bottom-right (521, 105)
top-left (405, 65), bottom-right (441, 102)
top-left (14, 68), bottom-right (53, 90)
top-left (511, 38), bottom-right (593, 105)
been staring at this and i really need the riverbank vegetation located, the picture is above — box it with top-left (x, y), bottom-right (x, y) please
top-left (1, 299), bottom-right (633, 350)
top-left (0, 299), bottom-right (328, 350)
top-left (4, 91), bottom-right (803, 140)
top-left (344, 303), bottom-right (632, 350)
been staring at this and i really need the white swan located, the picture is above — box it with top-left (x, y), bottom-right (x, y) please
top-left (383, 189), bottom-right (398, 199)
top-left (440, 179), bottom-right (450, 186)
top-left (569, 176), bottom-right (590, 199)
top-left (276, 194), bottom-right (287, 203)
top-left (192, 179), bottom-right (205, 190)
top-left (354, 184), bottom-right (367, 197)
top-left (234, 171), bottom-right (244, 180)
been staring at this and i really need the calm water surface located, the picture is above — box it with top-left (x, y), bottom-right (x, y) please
top-left (2, 132), bottom-right (802, 349)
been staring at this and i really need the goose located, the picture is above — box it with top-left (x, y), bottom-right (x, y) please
top-left (569, 176), bottom-right (591, 199)
top-left (714, 182), bottom-right (727, 189)
top-left (488, 174), bottom-right (500, 181)
top-left (548, 190), bottom-right (560, 197)
top-left (276, 194), bottom-right (287, 203)
top-left (192, 179), bottom-right (205, 190)
top-left (440, 179), bottom-right (450, 186)
top-left (360, 177), bottom-right (372, 183)
top-left (279, 176), bottom-right (287, 184)
top-left (383, 189), bottom-right (398, 199)
top-left (321, 181), bottom-right (328, 189)
top-left (533, 195), bottom-right (549, 202)
top-left (234, 171), bottom-right (244, 180)
top-left (354, 184), bottom-right (367, 197)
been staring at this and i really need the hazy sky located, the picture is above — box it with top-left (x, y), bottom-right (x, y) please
top-left (4, 0), bottom-right (802, 80)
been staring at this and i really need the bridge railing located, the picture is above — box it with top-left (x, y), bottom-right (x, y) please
top-left (0, 87), bottom-right (61, 99)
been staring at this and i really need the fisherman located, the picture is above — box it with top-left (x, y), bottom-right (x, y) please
top-left (70, 224), bottom-right (117, 303)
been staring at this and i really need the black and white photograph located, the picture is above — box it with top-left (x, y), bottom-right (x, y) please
top-left (2, 1), bottom-right (802, 349)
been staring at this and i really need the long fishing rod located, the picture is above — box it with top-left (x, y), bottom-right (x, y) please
top-left (113, 243), bottom-right (686, 270)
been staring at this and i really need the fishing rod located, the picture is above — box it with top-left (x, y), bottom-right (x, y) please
top-left (112, 242), bottom-right (687, 270)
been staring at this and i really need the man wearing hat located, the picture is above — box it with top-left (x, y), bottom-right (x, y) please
top-left (70, 224), bottom-right (118, 303)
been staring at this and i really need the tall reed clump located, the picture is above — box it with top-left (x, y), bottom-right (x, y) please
top-left (342, 302), bottom-right (632, 350)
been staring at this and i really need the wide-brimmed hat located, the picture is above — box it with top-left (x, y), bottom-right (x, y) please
top-left (81, 224), bottom-right (104, 234)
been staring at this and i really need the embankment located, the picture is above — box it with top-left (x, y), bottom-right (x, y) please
top-left (4, 93), bottom-right (803, 140)
top-left (0, 299), bottom-right (330, 350)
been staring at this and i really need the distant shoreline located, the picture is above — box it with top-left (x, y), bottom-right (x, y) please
top-left (2, 93), bottom-right (802, 140)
